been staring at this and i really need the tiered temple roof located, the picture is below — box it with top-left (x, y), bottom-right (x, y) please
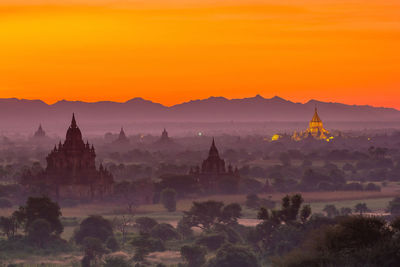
top-left (44, 114), bottom-right (113, 199)
top-left (201, 138), bottom-right (227, 174)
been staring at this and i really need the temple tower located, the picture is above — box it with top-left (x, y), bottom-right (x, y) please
top-left (114, 127), bottom-right (129, 144)
top-left (44, 114), bottom-right (113, 200)
top-left (201, 138), bottom-right (226, 174)
top-left (34, 124), bottom-right (46, 138)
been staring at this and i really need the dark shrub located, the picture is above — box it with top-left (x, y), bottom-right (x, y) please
top-left (135, 217), bottom-right (158, 233)
top-left (103, 255), bottom-right (131, 267)
top-left (150, 223), bottom-right (180, 241)
top-left (160, 188), bottom-right (177, 212)
top-left (177, 217), bottom-right (193, 239)
top-left (15, 196), bottom-right (63, 235)
top-left (27, 218), bottom-right (51, 248)
top-left (365, 183), bottom-right (381, 191)
top-left (181, 244), bottom-right (207, 267)
top-left (213, 224), bottom-right (243, 244)
top-left (106, 236), bottom-right (120, 252)
top-left (207, 243), bottom-right (260, 267)
top-left (196, 233), bottom-right (226, 251)
top-left (131, 233), bottom-right (165, 261)
top-left (388, 197), bottom-right (400, 215)
top-left (74, 215), bottom-right (114, 244)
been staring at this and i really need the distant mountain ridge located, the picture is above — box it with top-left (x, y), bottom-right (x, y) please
top-left (0, 95), bottom-right (399, 134)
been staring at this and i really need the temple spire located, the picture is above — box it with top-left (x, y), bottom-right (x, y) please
top-left (209, 138), bottom-right (219, 157)
top-left (71, 113), bottom-right (77, 128)
top-left (311, 107), bottom-right (321, 123)
top-left (34, 123), bottom-right (46, 137)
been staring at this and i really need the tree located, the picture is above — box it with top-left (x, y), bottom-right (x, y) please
top-left (27, 219), bottom-right (51, 248)
top-left (75, 215), bottom-right (114, 244)
top-left (181, 244), bottom-right (207, 267)
top-left (300, 205), bottom-right (311, 223)
top-left (280, 194), bottom-right (305, 223)
top-left (177, 217), bottom-right (194, 239)
top-left (256, 194), bottom-right (312, 254)
top-left (113, 215), bottom-right (134, 246)
top-left (106, 236), bottom-right (120, 252)
top-left (207, 243), bottom-right (260, 267)
top-left (103, 255), bottom-right (131, 267)
top-left (0, 215), bottom-right (18, 240)
top-left (368, 146), bottom-right (387, 160)
top-left (390, 217), bottom-right (400, 232)
top-left (81, 237), bottom-right (107, 267)
top-left (278, 216), bottom-right (399, 266)
top-left (388, 197), bottom-right (400, 215)
top-left (183, 201), bottom-right (242, 230)
top-left (354, 203), bottom-right (370, 215)
top-left (220, 203), bottom-right (242, 225)
top-left (340, 207), bottom-right (352, 216)
top-left (150, 223), bottom-right (180, 241)
top-left (183, 201), bottom-right (224, 230)
top-left (160, 188), bottom-right (177, 212)
top-left (323, 204), bottom-right (339, 218)
top-left (14, 196), bottom-right (63, 235)
top-left (196, 233), bottom-right (227, 251)
top-left (114, 181), bottom-right (140, 214)
top-left (131, 233), bottom-right (165, 262)
top-left (134, 217), bottom-right (158, 233)
top-left (365, 182), bottom-right (381, 191)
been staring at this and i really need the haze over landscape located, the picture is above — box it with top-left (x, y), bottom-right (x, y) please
top-left (2, 95), bottom-right (400, 136)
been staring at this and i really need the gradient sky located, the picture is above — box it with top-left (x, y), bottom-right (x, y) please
top-left (0, 0), bottom-right (399, 107)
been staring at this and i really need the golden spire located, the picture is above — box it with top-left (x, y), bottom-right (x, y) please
top-left (311, 107), bottom-right (322, 123)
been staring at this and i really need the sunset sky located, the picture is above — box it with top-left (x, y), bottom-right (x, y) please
top-left (0, 0), bottom-right (399, 108)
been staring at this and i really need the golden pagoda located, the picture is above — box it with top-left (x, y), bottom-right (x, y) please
top-left (288, 107), bottom-right (333, 141)
top-left (307, 107), bottom-right (329, 138)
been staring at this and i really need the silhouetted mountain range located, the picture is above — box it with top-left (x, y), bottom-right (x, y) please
top-left (1, 95), bottom-right (399, 135)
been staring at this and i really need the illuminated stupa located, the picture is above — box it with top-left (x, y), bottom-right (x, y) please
top-left (273, 107), bottom-right (333, 142)
top-left (306, 107), bottom-right (330, 139)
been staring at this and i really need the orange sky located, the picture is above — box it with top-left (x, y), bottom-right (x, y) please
top-left (0, 0), bottom-right (399, 107)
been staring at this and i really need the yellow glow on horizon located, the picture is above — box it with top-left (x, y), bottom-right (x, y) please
top-left (271, 134), bottom-right (281, 141)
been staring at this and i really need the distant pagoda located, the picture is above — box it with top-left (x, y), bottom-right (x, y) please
top-left (33, 124), bottom-right (46, 138)
top-left (158, 128), bottom-right (172, 143)
top-left (160, 128), bottom-right (169, 141)
top-left (290, 107), bottom-right (333, 141)
top-left (114, 127), bottom-right (129, 144)
top-left (307, 107), bottom-right (330, 138)
top-left (23, 114), bottom-right (114, 200)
